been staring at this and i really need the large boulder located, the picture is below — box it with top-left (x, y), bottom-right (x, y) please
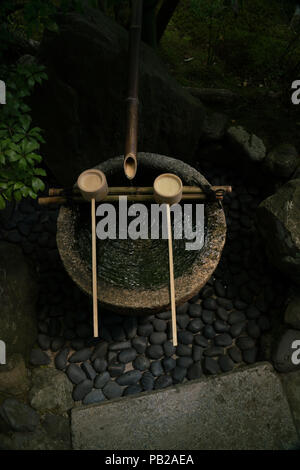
top-left (29, 367), bottom-right (73, 413)
top-left (226, 126), bottom-right (266, 162)
top-left (0, 354), bottom-right (29, 396)
top-left (281, 371), bottom-right (300, 438)
top-left (263, 143), bottom-right (299, 180)
top-left (201, 112), bottom-right (228, 142)
top-left (273, 329), bottom-right (300, 373)
top-left (0, 398), bottom-right (39, 432)
top-left (32, 8), bottom-right (206, 186)
top-left (285, 296), bottom-right (300, 330)
top-left (0, 426), bottom-right (70, 450)
top-left (185, 87), bottom-right (239, 107)
top-left (256, 179), bottom-right (300, 285)
top-left (0, 242), bottom-right (38, 360)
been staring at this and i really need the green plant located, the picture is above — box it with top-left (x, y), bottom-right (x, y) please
top-left (191, 0), bottom-right (232, 65)
top-left (0, 0), bottom-right (91, 210)
top-left (0, 63), bottom-right (48, 209)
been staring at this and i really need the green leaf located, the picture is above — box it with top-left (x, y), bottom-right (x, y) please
top-left (14, 182), bottom-right (24, 190)
top-left (0, 130), bottom-right (9, 138)
top-left (19, 114), bottom-right (32, 132)
top-left (28, 127), bottom-right (43, 135)
top-left (27, 153), bottom-right (42, 163)
top-left (13, 190), bottom-right (22, 202)
top-left (6, 150), bottom-right (21, 162)
top-left (23, 141), bottom-right (40, 154)
top-left (21, 187), bottom-right (30, 197)
top-left (0, 195), bottom-right (6, 210)
top-left (20, 104), bottom-right (31, 113)
top-left (27, 77), bottom-right (35, 88)
top-left (4, 187), bottom-right (12, 201)
top-left (32, 177), bottom-right (45, 192)
top-left (34, 168), bottom-right (46, 176)
top-left (18, 158), bottom-right (28, 170)
top-left (28, 189), bottom-right (37, 199)
top-left (46, 22), bottom-right (59, 33)
top-left (12, 134), bottom-right (24, 143)
top-left (35, 135), bottom-right (45, 144)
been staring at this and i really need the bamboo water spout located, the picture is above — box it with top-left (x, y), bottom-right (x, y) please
top-left (123, 0), bottom-right (143, 180)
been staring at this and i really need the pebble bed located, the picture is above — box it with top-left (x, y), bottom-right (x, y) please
top-left (0, 160), bottom-right (287, 405)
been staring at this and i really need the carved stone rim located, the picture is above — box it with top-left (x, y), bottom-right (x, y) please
top-left (57, 153), bottom-right (227, 315)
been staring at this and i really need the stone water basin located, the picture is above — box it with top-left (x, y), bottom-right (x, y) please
top-left (57, 153), bottom-right (226, 315)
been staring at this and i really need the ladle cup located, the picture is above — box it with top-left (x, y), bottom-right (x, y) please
top-left (153, 173), bottom-right (183, 346)
top-left (77, 169), bottom-right (108, 337)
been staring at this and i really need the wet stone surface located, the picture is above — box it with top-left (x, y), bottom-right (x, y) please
top-left (0, 161), bottom-right (288, 405)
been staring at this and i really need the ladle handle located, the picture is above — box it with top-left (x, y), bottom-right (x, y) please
top-left (124, 0), bottom-right (143, 180)
top-left (166, 204), bottom-right (177, 347)
top-left (91, 198), bottom-right (99, 337)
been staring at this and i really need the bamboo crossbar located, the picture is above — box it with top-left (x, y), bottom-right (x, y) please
top-left (38, 190), bottom-right (229, 205)
top-left (48, 185), bottom-right (232, 197)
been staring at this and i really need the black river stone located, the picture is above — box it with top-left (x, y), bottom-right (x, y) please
top-left (154, 375), bottom-right (173, 389)
top-left (178, 330), bottom-right (193, 345)
top-left (214, 333), bottom-right (232, 347)
top-left (187, 361), bottom-right (202, 380)
top-left (236, 336), bottom-right (255, 350)
top-left (102, 381), bottom-right (123, 399)
top-left (108, 362), bottom-right (125, 377)
top-left (116, 370), bottom-right (142, 386)
top-left (187, 318), bottom-right (204, 333)
top-left (218, 355), bottom-right (234, 372)
top-left (150, 360), bottom-right (164, 377)
top-left (69, 348), bottom-right (92, 363)
top-left (81, 361), bottom-right (96, 381)
top-left (141, 371), bottom-right (155, 391)
top-left (118, 348), bottom-right (137, 363)
top-left (93, 358), bottom-right (108, 373)
top-left (133, 355), bottom-right (150, 371)
top-left (149, 332), bottom-right (167, 345)
top-left (55, 347), bottom-right (69, 370)
top-left (146, 345), bottom-right (164, 360)
top-left (66, 363), bottom-right (86, 384)
top-left (91, 341), bottom-right (108, 360)
top-left (172, 366), bottom-right (187, 383)
top-left (132, 336), bottom-right (148, 354)
top-left (163, 341), bottom-right (176, 357)
top-left (194, 335), bottom-right (209, 348)
top-left (73, 380), bottom-right (93, 401)
top-left (94, 371), bottom-right (110, 389)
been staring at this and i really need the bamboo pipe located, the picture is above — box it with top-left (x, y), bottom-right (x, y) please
top-left (166, 203), bottom-right (177, 346)
top-left (123, 0), bottom-right (143, 180)
top-left (91, 198), bottom-right (98, 338)
top-left (38, 193), bottom-right (226, 206)
top-left (48, 185), bottom-right (232, 196)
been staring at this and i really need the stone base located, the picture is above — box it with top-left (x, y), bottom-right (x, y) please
top-left (71, 362), bottom-right (299, 450)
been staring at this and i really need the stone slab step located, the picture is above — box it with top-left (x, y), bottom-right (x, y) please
top-left (71, 362), bottom-right (299, 450)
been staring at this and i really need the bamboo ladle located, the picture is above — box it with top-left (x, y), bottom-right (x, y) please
top-left (77, 169), bottom-right (108, 337)
top-left (153, 173), bottom-right (183, 346)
